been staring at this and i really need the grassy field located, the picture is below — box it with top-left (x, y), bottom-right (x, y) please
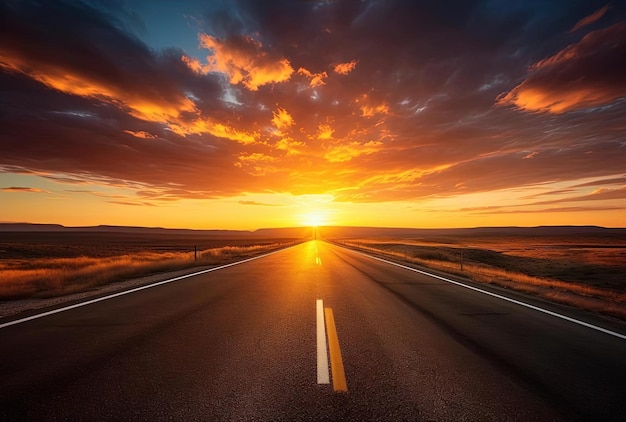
top-left (0, 232), bottom-right (302, 299)
top-left (332, 234), bottom-right (626, 320)
top-left (3, 229), bottom-right (625, 320)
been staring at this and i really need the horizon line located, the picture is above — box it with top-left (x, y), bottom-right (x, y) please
top-left (1, 222), bottom-right (624, 232)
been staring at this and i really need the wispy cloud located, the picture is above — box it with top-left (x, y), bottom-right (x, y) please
top-left (108, 200), bottom-right (156, 207)
top-left (571, 4), bottom-right (610, 32)
top-left (2, 186), bottom-right (49, 193)
top-left (571, 176), bottom-right (626, 188)
top-left (531, 187), bottom-right (626, 206)
top-left (471, 205), bottom-right (625, 215)
top-left (123, 130), bottom-right (157, 139)
top-left (238, 200), bottom-right (283, 207)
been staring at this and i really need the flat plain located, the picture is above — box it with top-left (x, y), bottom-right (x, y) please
top-left (2, 227), bottom-right (625, 321)
top-left (0, 231), bottom-right (301, 300)
top-left (327, 231), bottom-right (626, 321)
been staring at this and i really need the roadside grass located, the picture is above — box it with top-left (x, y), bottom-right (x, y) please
top-left (0, 242), bottom-right (297, 300)
top-left (338, 240), bottom-right (626, 321)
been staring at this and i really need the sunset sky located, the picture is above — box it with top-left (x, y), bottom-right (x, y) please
top-left (1, 0), bottom-right (625, 229)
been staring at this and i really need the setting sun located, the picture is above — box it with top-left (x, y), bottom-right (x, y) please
top-left (301, 210), bottom-right (329, 227)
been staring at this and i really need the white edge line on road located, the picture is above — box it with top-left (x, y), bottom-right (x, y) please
top-left (0, 244), bottom-right (299, 330)
top-left (345, 246), bottom-right (626, 341)
top-left (316, 299), bottom-right (330, 384)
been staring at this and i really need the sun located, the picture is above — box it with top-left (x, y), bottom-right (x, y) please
top-left (301, 210), bottom-right (328, 227)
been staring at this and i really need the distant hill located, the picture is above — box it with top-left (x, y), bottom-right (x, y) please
top-left (1, 223), bottom-right (623, 239)
top-left (0, 223), bottom-right (313, 239)
top-left (318, 225), bottom-right (626, 239)
top-left (0, 223), bottom-right (67, 232)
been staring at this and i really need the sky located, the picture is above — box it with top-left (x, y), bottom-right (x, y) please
top-left (1, 0), bottom-right (625, 230)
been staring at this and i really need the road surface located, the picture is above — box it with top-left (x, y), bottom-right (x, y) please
top-left (1, 240), bottom-right (625, 420)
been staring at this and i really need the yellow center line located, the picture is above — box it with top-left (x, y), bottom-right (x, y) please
top-left (324, 307), bottom-right (348, 392)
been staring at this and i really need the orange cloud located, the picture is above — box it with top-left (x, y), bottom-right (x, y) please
top-left (360, 103), bottom-right (390, 117)
top-left (497, 22), bottom-right (626, 113)
top-left (571, 4), bottom-right (609, 32)
top-left (333, 60), bottom-right (358, 75)
top-left (109, 200), bottom-right (156, 207)
top-left (209, 123), bottom-right (257, 145)
top-left (238, 200), bottom-right (283, 206)
top-left (235, 153), bottom-right (277, 176)
top-left (324, 141), bottom-right (383, 163)
top-left (0, 54), bottom-right (196, 123)
top-left (169, 119), bottom-right (258, 145)
top-left (123, 130), bottom-right (157, 139)
top-left (317, 124), bottom-right (334, 140)
top-left (297, 67), bottom-right (327, 87)
top-left (275, 137), bottom-right (306, 156)
top-left (181, 55), bottom-right (209, 74)
top-left (1, 186), bottom-right (49, 193)
top-left (197, 34), bottom-right (294, 90)
top-left (522, 186), bottom-right (626, 207)
top-left (272, 107), bottom-right (295, 132)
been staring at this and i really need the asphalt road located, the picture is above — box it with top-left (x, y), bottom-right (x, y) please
top-left (1, 240), bottom-right (625, 421)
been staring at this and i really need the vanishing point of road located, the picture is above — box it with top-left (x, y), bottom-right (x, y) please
top-left (1, 240), bottom-right (625, 420)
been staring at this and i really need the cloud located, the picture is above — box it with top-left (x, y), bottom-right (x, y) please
top-left (360, 104), bottom-right (390, 117)
top-left (2, 186), bottom-right (49, 193)
top-left (0, 1), bottom-right (204, 124)
top-left (534, 186), bottom-right (626, 205)
top-left (235, 153), bottom-right (278, 177)
top-left (238, 200), bottom-right (283, 207)
top-left (297, 67), bottom-right (327, 87)
top-left (324, 141), bottom-right (383, 163)
top-left (109, 200), bottom-right (156, 207)
top-left (523, 188), bottom-right (578, 199)
top-left (317, 124), bottom-right (334, 140)
top-left (65, 190), bottom-right (127, 200)
top-left (271, 108), bottom-right (295, 132)
top-left (470, 205), bottom-right (625, 215)
top-left (497, 22), bottom-right (626, 113)
top-left (123, 130), bottom-right (157, 139)
top-left (195, 33), bottom-right (294, 90)
top-left (333, 60), bottom-right (358, 75)
top-left (571, 176), bottom-right (626, 188)
top-left (189, 121), bottom-right (258, 145)
top-left (571, 4), bottom-right (610, 32)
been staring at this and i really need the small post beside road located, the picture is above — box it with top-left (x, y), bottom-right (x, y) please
top-left (460, 249), bottom-right (464, 271)
top-left (194, 245), bottom-right (197, 262)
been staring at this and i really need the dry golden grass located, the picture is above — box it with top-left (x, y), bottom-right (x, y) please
top-left (0, 243), bottom-right (296, 300)
top-left (339, 240), bottom-right (626, 321)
